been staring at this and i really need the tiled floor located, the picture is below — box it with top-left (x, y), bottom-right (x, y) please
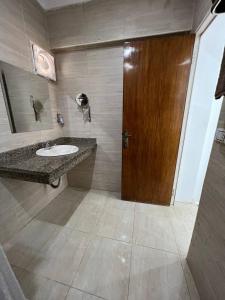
top-left (3, 188), bottom-right (200, 300)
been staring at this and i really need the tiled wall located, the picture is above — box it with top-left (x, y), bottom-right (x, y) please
top-left (55, 47), bottom-right (123, 192)
top-left (0, 0), bottom-right (66, 243)
top-left (192, 0), bottom-right (211, 30)
top-left (187, 100), bottom-right (225, 299)
top-left (47, 0), bottom-right (195, 49)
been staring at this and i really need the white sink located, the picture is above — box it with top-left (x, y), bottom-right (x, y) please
top-left (36, 145), bottom-right (79, 157)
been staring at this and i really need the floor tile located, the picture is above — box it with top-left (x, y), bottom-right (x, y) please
top-left (27, 229), bottom-right (90, 285)
top-left (105, 198), bottom-right (135, 211)
top-left (81, 189), bottom-right (108, 208)
top-left (36, 188), bottom-right (88, 226)
top-left (65, 191), bottom-right (106, 233)
top-left (66, 288), bottom-right (104, 300)
top-left (135, 202), bottom-right (171, 217)
top-left (5, 188), bottom-right (199, 300)
top-left (170, 204), bottom-right (198, 258)
top-left (13, 266), bottom-right (69, 300)
top-left (133, 212), bottom-right (178, 253)
top-left (170, 219), bottom-right (193, 258)
top-left (97, 199), bottom-right (134, 243)
top-left (3, 220), bottom-right (59, 269)
top-left (172, 203), bottom-right (198, 231)
top-left (73, 237), bottom-right (131, 300)
top-left (181, 259), bottom-right (200, 300)
top-left (128, 245), bottom-right (190, 300)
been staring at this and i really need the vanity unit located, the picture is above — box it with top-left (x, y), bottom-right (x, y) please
top-left (0, 137), bottom-right (96, 185)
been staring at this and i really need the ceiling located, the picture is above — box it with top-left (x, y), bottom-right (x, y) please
top-left (37, 0), bottom-right (91, 11)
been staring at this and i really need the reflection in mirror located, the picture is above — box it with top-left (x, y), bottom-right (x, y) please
top-left (0, 61), bottom-right (53, 133)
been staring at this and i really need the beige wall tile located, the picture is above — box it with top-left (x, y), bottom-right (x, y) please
top-left (22, 0), bottom-right (50, 50)
top-left (192, 0), bottom-right (211, 31)
top-left (47, 0), bottom-right (195, 49)
top-left (47, 4), bottom-right (87, 48)
top-left (188, 100), bottom-right (225, 299)
top-left (0, 0), bottom-right (65, 243)
top-left (0, 0), bottom-right (29, 69)
top-left (55, 46), bottom-right (123, 192)
top-left (0, 176), bottom-right (67, 243)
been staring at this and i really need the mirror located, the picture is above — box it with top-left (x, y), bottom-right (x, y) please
top-left (0, 61), bottom-right (53, 133)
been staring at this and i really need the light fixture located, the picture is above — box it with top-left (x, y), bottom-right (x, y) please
top-left (31, 42), bottom-right (56, 81)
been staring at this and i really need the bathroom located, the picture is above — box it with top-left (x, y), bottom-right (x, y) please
top-left (1, 0), bottom-right (225, 299)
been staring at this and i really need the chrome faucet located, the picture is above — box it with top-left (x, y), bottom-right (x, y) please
top-left (45, 142), bottom-right (51, 150)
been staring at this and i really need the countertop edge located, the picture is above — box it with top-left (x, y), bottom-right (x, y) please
top-left (0, 138), bottom-right (97, 184)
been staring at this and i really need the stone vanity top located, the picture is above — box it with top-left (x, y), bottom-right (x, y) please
top-left (0, 137), bottom-right (97, 184)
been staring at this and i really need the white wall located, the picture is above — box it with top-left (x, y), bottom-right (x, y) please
top-left (175, 15), bottom-right (225, 204)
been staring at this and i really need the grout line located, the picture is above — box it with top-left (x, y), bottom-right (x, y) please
top-left (94, 196), bottom-right (108, 232)
top-left (72, 227), bottom-right (185, 258)
top-left (126, 204), bottom-right (136, 300)
top-left (13, 265), bottom-right (107, 300)
top-left (12, 263), bottom-right (71, 288)
top-left (63, 288), bottom-right (70, 300)
top-left (126, 244), bottom-right (133, 300)
top-left (9, 189), bottom-right (198, 300)
top-left (132, 204), bottom-right (137, 244)
top-left (134, 242), bottom-right (180, 256)
top-left (69, 287), bottom-right (107, 300)
top-left (169, 207), bottom-right (194, 299)
top-left (95, 232), bottom-right (132, 245)
top-left (68, 228), bottom-right (94, 289)
top-left (74, 230), bottom-right (132, 246)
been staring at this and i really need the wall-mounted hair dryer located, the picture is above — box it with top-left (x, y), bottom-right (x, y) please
top-left (75, 93), bottom-right (91, 122)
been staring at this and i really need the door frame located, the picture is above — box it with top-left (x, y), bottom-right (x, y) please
top-left (171, 12), bottom-right (217, 205)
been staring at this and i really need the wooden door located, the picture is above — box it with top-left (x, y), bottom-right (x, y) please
top-left (122, 33), bottom-right (195, 205)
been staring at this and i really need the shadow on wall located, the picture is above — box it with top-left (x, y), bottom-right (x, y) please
top-left (67, 150), bottom-right (96, 191)
top-left (0, 176), bottom-right (67, 244)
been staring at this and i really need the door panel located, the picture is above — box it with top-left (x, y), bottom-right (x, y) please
top-left (122, 33), bottom-right (195, 205)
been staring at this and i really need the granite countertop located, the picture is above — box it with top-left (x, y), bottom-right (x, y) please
top-left (0, 137), bottom-right (97, 184)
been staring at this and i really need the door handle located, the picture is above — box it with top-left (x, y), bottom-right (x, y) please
top-left (122, 131), bottom-right (132, 148)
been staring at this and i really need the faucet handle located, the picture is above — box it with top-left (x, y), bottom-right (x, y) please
top-left (45, 142), bottom-right (51, 150)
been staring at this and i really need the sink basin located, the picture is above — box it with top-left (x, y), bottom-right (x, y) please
top-left (36, 145), bottom-right (79, 157)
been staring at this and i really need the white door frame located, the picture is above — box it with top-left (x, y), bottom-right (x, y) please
top-left (171, 12), bottom-right (216, 205)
